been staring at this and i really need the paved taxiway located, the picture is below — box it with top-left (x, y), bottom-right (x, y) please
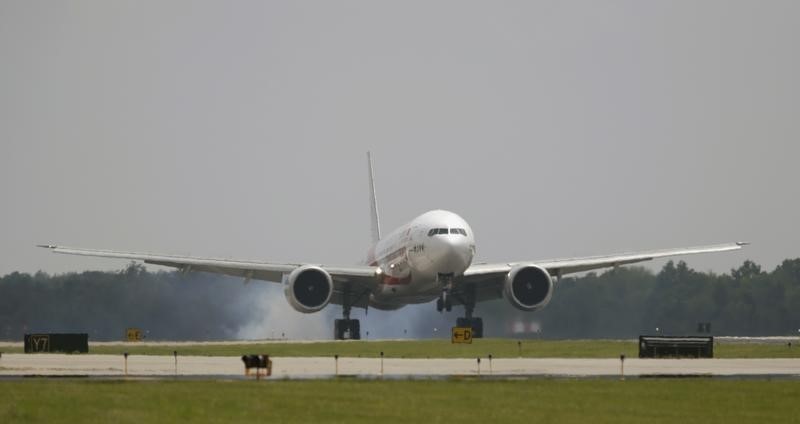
top-left (1, 354), bottom-right (798, 378)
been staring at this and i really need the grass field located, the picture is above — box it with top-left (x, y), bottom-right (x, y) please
top-left (1, 379), bottom-right (799, 423)
top-left (3, 338), bottom-right (799, 358)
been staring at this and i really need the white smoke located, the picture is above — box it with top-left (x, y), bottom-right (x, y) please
top-left (234, 283), bottom-right (332, 340)
top-left (231, 283), bottom-right (457, 340)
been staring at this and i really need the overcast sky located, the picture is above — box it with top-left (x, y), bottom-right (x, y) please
top-left (1, 1), bottom-right (798, 279)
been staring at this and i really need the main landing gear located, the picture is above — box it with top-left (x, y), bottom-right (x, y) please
top-left (436, 278), bottom-right (484, 338)
top-left (334, 317), bottom-right (360, 340)
top-left (334, 287), bottom-right (362, 340)
top-left (457, 300), bottom-right (483, 339)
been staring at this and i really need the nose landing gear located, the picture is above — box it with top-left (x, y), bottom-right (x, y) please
top-left (435, 279), bottom-right (484, 338)
top-left (436, 273), bottom-right (454, 312)
top-left (436, 290), bottom-right (452, 312)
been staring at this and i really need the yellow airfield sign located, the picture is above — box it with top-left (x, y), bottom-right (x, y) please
top-left (451, 327), bottom-right (473, 344)
top-left (126, 328), bottom-right (143, 342)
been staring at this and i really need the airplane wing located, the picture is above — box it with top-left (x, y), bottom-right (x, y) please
top-left (37, 245), bottom-right (379, 306)
top-left (456, 242), bottom-right (748, 304)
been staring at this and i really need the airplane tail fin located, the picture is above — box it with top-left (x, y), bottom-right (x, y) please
top-left (367, 151), bottom-right (382, 243)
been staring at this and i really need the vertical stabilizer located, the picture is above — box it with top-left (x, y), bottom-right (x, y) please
top-left (367, 152), bottom-right (382, 243)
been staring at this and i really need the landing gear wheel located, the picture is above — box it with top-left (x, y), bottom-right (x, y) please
top-left (334, 319), bottom-right (361, 340)
top-left (436, 297), bottom-right (444, 312)
top-left (470, 317), bottom-right (483, 338)
top-left (455, 317), bottom-right (484, 338)
top-left (334, 319), bottom-right (344, 339)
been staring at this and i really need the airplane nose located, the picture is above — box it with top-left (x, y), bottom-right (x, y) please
top-left (434, 235), bottom-right (473, 274)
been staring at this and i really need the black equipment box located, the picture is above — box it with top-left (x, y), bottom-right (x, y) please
top-left (241, 354), bottom-right (269, 368)
top-left (639, 335), bottom-right (713, 358)
top-left (242, 354), bottom-right (272, 377)
top-left (24, 333), bottom-right (89, 353)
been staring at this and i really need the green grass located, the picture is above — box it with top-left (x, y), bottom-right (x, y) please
top-left (4, 338), bottom-right (799, 358)
top-left (1, 379), bottom-right (799, 423)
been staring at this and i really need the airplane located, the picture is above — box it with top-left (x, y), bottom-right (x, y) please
top-left (40, 152), bottom-right (747, 340)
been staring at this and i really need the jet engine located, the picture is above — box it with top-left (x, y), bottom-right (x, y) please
top-left (503, 265), bottom-right (554, 311)
top-left (284, 265), bottom-right (333, 313)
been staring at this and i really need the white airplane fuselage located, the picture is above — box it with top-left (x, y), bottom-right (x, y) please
top-left (365, 210), bottom-right (475, 309)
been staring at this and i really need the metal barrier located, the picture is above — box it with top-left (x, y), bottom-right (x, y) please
top-left (639, 335), bottom-right (713, 358)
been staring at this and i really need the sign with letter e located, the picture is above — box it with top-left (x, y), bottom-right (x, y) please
top-left (451, 327), bottom-right (473, 344)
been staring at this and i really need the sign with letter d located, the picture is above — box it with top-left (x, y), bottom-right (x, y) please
top-left (451, 327), bottom-right (473, 344)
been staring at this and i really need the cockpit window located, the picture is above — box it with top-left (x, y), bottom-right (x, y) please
top-left (429, 228), bottom-right (467, 236)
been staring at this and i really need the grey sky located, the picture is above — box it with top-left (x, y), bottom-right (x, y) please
top-left (1, 0), bottom-right (798, 279)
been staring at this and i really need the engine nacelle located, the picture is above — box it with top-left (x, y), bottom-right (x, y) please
top-left (503, 265), bottom-right (554, 311)
top-left (284, 265), bottom-right (333, 313)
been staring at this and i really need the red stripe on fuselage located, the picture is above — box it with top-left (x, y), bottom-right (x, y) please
top-left (368, 260), bottom-right (412, 286)
top-left (382, 275), bottom-right (412, 286)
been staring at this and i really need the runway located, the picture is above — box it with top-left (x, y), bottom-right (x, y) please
top-left (1, 354), bottom-right (798, 379)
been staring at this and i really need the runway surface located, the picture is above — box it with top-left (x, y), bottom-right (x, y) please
top-left (1, 354), bottom-right (799, 379)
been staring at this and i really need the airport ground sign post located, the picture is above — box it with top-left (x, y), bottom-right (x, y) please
top-left (126, 328), bottom-right (143, 342)
top-left (451, 327), bottom-right (473, 344)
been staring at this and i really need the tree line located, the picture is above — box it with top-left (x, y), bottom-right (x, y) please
top-left (478, 258), bottom-right (800, 338)
top-left (1, 259), bottom-right (799, 340)
top-left (0, 264), bottom-right (269, 341)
